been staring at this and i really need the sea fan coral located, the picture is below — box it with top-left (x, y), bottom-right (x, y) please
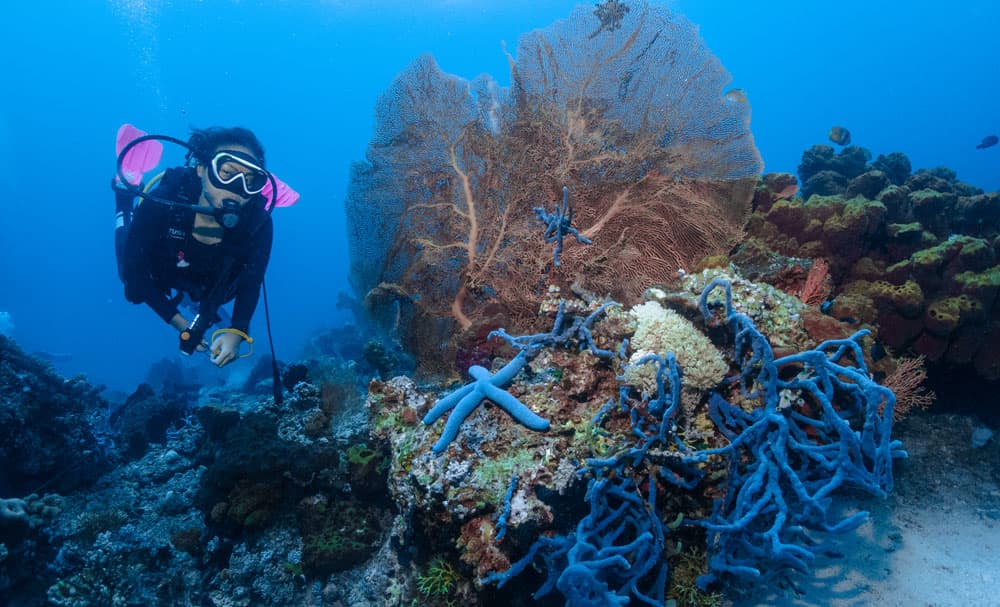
top-left (347, 1), bottom-right (762, 371)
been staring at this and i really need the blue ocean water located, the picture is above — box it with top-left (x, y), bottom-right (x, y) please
top-left (0, 0), bottom-right (996, 393)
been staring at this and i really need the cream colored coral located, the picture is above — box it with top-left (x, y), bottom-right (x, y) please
top-left (625, 301), bottom-right (727, 393)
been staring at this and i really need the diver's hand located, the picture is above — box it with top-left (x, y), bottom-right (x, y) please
top-left (210, 332), bottom-right (243, 367)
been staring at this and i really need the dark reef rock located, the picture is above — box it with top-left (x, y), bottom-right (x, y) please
top-left (836, 145), bottom-right (875, 178)
top-left (906, 168), bottom-right (959, 194)
top-left (282, 363), bottom-right (310, 391)
top-left (0, 336), bottom-right (113, 495)
top-left (110, 382), bottom-right (190, 459)
top-left (871, 152), bottom-right (912, 186)
top-left (909, 189), bottom-right (958, 236)
top-left (298, 497), bottom-right (384, 575)
top-left (803, 169), bottom-right (849, 197)
top-left (797, 145), bottom-right (836, 185)
top-left (799, 145), bottom-right (873, 198)
top-left (193, 382), bottom-right (384, 537)
top-left (876, 185), bottom-right (913, 219)
top-left (847, 170), bottom-right (891, 200)
top-left (954, 193), bottom-right (1000, 236)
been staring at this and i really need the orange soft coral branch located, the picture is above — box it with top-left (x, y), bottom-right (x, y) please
top-left (881, 355), bottom-right (935, 421)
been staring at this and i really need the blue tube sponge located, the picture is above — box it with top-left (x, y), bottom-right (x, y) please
top-left (482, 474), bottom-right (667, 606)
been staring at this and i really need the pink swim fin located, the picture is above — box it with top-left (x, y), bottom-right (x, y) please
top-left (116, 124), bottom-right (163, 185)
top-left (261, 173), bottom-right (300, 208)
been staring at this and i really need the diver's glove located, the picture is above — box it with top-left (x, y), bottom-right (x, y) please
top-left (210, 330), bottom-right (246, 368)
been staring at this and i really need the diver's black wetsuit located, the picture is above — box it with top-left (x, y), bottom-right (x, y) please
top-left (119, 167), bottom-right (273, 334)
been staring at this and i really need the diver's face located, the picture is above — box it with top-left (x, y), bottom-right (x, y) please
top-left (197, 143), bottom-right (257, 208)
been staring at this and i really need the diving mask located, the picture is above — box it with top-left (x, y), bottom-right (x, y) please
top-left (208, 150), bottom-right (269, 197)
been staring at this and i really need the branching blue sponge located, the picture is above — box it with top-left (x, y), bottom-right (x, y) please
top-left (482, 277), bottom-right (907, 599)
top-left (482, 474), bottom-right (667, 606)
top-left (690, 277), bottom-right (907, 586)
top-left (422, 351), bottom-right (550, 453)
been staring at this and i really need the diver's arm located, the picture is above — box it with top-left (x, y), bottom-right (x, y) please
top-left (168, 313), bottom-right (189, 331)
top-left (121, 182), bottom-right (182, 324)
top-left (209, 218), bottom-right (272, 367)
top-left (229, 217), bottom-right (274, 334)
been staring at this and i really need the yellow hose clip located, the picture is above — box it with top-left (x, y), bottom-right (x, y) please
top-left (139, 171), bottom-right (166, 204)
top-left (210, 328), bottom-right (254, 358)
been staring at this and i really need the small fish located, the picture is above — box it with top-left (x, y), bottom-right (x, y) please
top-left (976, 135), bottom-right (998, 149)
top-left (828, 125), bottom-right (851, 146)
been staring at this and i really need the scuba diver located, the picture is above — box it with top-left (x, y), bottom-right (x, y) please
top-left (112, 125), bottom-right (296, 373)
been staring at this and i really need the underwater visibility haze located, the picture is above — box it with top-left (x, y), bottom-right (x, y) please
top-left (0, 1), bottom-right (999, 606)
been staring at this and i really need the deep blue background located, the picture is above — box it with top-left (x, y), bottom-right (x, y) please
top-left (0, 0), bottom-right (996, 393)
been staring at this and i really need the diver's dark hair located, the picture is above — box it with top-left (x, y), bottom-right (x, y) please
top-left (187, 126), bottom-right (266, 168)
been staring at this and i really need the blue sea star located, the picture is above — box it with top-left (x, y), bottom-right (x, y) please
top-left (422, 351), bottom-right (550, 453)
top-left (533, 186), bottom-right (592, 267)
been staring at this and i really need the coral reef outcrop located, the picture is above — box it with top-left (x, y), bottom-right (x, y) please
top-left (368, 268), bottom-right (901, 605)
top-left (0, 336), bottom-right (113, 496)
top-left (736, 145), bottom-right (1000, 381)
